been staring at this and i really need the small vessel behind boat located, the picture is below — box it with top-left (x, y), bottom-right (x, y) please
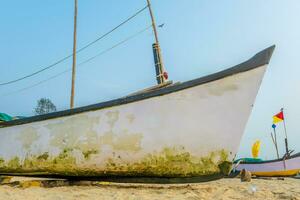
top-left (235, 153), bottom-right (300, 177)
top-left (234, 110), bottom-right (300, 177)
top-left (0, 46), bottom-right (275, 181)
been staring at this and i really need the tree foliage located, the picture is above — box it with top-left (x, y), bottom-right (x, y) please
top-left (34, 98), bottom-right (57, 115)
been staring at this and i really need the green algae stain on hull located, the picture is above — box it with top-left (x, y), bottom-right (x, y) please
top-left (104, 147), bottom-right (231, 177)
top-left (0, 147), bottom-right (232, 178)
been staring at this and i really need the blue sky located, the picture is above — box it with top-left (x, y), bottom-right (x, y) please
top-left (0, 0), bottom-right (299, 159)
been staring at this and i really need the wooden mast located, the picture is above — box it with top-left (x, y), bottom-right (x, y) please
top-left (146, 0), bottom-right (167, 85)
top-left (281, 108), bottom-right (290, 157)
top-left (70, 0), bottom-right (78, 109)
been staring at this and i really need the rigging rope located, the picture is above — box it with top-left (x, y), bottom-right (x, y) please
top-left (0, 5), bottom-right (149, 87)
top-left (0, 25), bottom-right (152, 97)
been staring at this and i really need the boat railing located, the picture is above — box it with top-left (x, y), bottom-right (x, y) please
top-left (124, 80), bottom-right (177, 97)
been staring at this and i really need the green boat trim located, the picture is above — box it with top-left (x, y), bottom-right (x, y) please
top-left (0, 113), bottom-right (13, 122)
top-left (234, 158), bottom-right (264, 164)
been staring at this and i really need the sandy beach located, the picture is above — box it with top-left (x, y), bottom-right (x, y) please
top-left (0, 177), bottom-right (299, 200)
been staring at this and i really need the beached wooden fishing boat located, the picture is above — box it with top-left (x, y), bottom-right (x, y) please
top-left (235, 153), bottom-right (300, 177)
top-left (0, 46), bottom-right (275, 180)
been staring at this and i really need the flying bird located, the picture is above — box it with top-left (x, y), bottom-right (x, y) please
top-left (158, 23), bottom-right (165, 28)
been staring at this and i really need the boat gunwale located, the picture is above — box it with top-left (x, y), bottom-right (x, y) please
top-left (0, 45), bottom-right (275, 128)
top-left (237, 152), bottom-right (300, 165)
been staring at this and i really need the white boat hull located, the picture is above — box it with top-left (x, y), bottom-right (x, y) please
top-left (0, 46), bottom-right (274, 178)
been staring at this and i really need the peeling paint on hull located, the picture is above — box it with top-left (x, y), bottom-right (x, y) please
top-left (0, 58), bottom-right (270, 178)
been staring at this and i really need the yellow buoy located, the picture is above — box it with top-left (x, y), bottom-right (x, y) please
top-left (252, 140), bottom-right (261, 158)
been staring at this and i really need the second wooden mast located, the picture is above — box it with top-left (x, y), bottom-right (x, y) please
top-left (70, 0), bottom-right (78, 109)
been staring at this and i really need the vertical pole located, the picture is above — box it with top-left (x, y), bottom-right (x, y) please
top-left (146, 0), bottom-right (167, 84)
top-left (282, 108), bottom-right (290, 156)
top-left (273, 126), bottom-right (280, 159)
top-left (147, 0), bottom-right (160, 45)
top-left (282, 108), bottom-right (289, 139)
top-left (283, 121), bottom-right (290, 157)
top-left (270, 132), bottom-right (276, 150)
top-left (70, 0), bottom-right (78, 109)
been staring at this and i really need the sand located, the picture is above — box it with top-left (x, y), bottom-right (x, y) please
top-left (0, 177), bottom-right (299, 200)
